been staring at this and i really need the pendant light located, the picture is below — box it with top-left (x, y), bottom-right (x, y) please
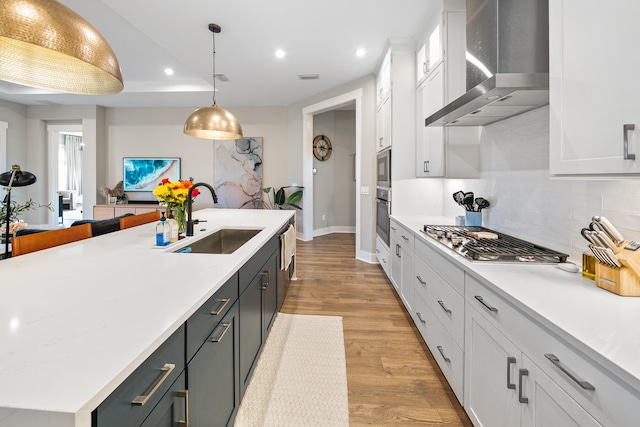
top-left (184, 24), bottom-right (243, 140)
top-left (0, 0), bottom-right (123, 95)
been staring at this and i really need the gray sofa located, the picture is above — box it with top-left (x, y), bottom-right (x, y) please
top-left (58, 190), bottom-right (76, 210)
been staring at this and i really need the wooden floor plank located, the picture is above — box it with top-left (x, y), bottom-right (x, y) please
top-left (281, 233), bottom-right (472, 426)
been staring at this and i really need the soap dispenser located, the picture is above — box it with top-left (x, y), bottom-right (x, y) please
top-left (156, 212), bottom-right (169, 246)
top-left (167, 211), bottom-right (179, 243)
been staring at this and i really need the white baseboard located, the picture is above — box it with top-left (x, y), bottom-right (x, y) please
top-left (313, 226), bottom-right (356, 237)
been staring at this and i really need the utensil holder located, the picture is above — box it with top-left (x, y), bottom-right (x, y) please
top-left (465, 211), bottom-right (482, 227)
top-left (595, 241), bottom-right (640, 296)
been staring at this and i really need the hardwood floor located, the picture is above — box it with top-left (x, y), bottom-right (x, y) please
top-left (281, 233), bottom-right (472, 426)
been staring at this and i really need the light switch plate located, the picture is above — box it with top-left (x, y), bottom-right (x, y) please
top-left (360, 186), bottom-right (369, 195)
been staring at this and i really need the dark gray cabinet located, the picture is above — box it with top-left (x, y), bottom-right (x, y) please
top-left (138, 371), bottom-right (187, 427)
top-left (187, 302), bottom-right (240, 427)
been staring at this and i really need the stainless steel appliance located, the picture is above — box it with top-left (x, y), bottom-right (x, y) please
top-left (376, 149), bottom-right (391, 188)
top-left (422, 225), bottom-right (568, 263)
top-left (376, 188), bottom-right (391, 247)
top-left (426, 0), bottom-right (549, 127)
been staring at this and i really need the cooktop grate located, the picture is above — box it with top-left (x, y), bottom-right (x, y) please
top-left (422, 225), bottom-right (569, 263)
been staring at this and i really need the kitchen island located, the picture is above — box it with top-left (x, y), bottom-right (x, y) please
top-left (0, 208), bottom-right (294, 427)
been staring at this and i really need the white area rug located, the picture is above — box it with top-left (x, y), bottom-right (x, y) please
top-left (234, 313), bottom-right (349, 427)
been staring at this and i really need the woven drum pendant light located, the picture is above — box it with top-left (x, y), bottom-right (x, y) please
top-left (184, 23), bottom-right (243, 140)
top-left (0, 0), bottom-right (123, 95)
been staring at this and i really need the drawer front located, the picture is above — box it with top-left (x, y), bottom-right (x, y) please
top-left (419, 294), bottom-right (464, 403)
top-left (95, 326), bottom-right (186, 427)
top-left (419, 258), bottom-right (465, 349)
top-left (415, 238), bottom-right (464, 295)
top-left (239, 235), bottom-right (278, 294)
top-left (465, 274), bottom-right (640, 427)
top-left (186, 273), bottom-right (239, 362)
top-left (391, 220), bottom-right (415, 252)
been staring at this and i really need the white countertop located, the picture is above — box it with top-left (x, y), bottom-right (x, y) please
top-left (0, 209), bottom-right (293, 427)
top-left (392, 214), bottom-right (640, 394)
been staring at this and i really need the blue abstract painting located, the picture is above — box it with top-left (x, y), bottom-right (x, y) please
top-left (123, 157), bottom-right (181, 191)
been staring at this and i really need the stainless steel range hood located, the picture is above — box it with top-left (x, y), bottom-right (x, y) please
top-left (426, 0), bottom-right (549, 127)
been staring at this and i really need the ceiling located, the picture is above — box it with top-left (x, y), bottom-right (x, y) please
top-left (0, 0), bottom-right (432, 109)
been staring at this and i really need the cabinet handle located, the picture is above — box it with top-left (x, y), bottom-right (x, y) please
top-left (376, 248), bottom-right (380, 253)
top-left (260, 270), bottom-right (270, 290)
top-left (131, 363), bottom-right (175, 406)
top-left (544, 353), bottom-right (595, 390)
top-left (416, 275), bottom-right (426, 286)
top-left (396, 244), bottom-right (401, 258)
top-left (518, 369), bottom-right (529, 404)
top-left (382, 259), bottom-right (387, 264)
top-left (437, 300), bottom-right (452, 315)
top-left (402, 235), bottom-right (409, 242)
top-left (178, 390), bottom-right (189, 427)
top-left (506, 356), bottom-right (516, 390)
top-left (424, 161), bottom-right (429, 173)
top-left (379, 137), bottom-right (384, 147)
top-left (209, 298), bottom-right (231, 316)
top-left (416, 312), bottom-right (426, 324)
top-left (437, 345), bottom-right (451, 363)
top-left (423, 61), bottom-right (429, 74)
top-left (624, 124), bottom-right (636, 160)
top-left (390, 226), bottom-right (397, 231)
top-left (210, 322), bottom-right (231, 343)
top-left (474, 295), bottom-right (498, 313)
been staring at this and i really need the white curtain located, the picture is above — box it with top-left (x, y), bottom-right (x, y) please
top-left (61, 135), bottom-right (83, 194)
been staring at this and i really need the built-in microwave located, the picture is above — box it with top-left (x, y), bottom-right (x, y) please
top-left (376, 149), bottom-right (391, 188)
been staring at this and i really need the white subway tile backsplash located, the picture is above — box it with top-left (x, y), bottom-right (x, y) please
top-left (403, 105), bottom-right (640, 262)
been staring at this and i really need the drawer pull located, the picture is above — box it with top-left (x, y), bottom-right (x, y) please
top-left (624, 124), bottom-right (636, 160)
top-left (211, 322), bottom-right (231, 343)
top-left (382, 259), bottom-right (387, 264)
top-left (545, 353), bottom-right (595, 390)
top-left (209, 298), bottom-right (231, 316)
top-left (402, 235), bottom-right (409, 242)
top-left (132, 363), bottom-right (175, 406)
top-left (506, 357), bottom-right (516, 390)
top-left (178, 390), bottom-right (189, 427)
top-left (437, 345), bottom-right (451, 363)
top-left (474, 295), bottom-right (498, 313)
top-left (391, 226), bottom-right (397, 231)
top-left (518, 369), bottom-right (529, 404)
top-left (261, 271), bottom-right (270, 290)
top-left (416, 276), bottom-right (427, 286)
top-left (437, 300), bottom-right (452, 315)
top-left (416, 312), bottom-right (426, 324)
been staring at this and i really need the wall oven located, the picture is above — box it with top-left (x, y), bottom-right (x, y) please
top-left (376, 149), bottom-right (391, 188)
top-left (376, 188), bottom-right (391, 247)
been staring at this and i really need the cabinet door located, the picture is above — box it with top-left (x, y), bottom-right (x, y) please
top-left (93, 206), bottom-right (115, 220)
top-left (390, 238), bottom-right (401, 293)
top-left (400, 246), bottom-right (414, 313)
top-left (239, 273), bottom-right (263, 399)
top-left (550, 0), bottom-right (640, 174)
top-left (187, 303), bottom-right (240, 427)
top-left (520, 355), bottom-right (601, 427)
top-left (464, 303), bottom-right (521, 427)
top-left (376, 95), bottom-right (392, 151)
top-left (139, 371), bottom-right (187, 427)
top-left (262, 251), bottom-right (278, 337)
top-left (416, 63), bottom-right (445, 177)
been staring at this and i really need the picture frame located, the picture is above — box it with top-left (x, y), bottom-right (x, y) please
top-left (123, 157), bottom-right (181, 192)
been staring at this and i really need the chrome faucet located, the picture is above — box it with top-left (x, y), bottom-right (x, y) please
top-left (186, 182), bottom-right (218, 236)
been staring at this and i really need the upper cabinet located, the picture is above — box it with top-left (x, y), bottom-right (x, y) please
top-left (415, 0), bottom-right (480, 178)
top-left (550, 0), bottom-right (640, 175)
top-left (376, 50), bottom-right (392, 108)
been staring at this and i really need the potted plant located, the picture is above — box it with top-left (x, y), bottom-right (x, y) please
top-left (241, 186), bottom-right (303, 210)
top-left (0, 199), bottom-right (54, 235)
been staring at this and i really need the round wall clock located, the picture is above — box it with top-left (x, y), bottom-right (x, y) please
top-left (313, 135), bottom-right (332, 161)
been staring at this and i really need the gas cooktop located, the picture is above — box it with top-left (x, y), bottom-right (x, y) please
top-left (421, 225), bottom-right (569, 263)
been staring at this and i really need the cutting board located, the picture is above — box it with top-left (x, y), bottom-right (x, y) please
top-left (467, 231), bottom-right (498, 239)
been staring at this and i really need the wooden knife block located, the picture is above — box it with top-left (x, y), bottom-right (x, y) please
top-left (595, 241), bottom-right (640, 296)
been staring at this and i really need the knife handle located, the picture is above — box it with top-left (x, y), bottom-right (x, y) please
top-left (595, 216), bottom-right (625, 245)
top-left (594, 231), bottom-right (620, 253)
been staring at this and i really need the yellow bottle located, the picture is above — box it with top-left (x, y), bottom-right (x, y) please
top-left (582, 250), bottom-right (596, 280)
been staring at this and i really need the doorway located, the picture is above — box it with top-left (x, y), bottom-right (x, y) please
top-left (47, 124), bottom-right (83, 227)
top-left (302, 89), bottom-right (364, 259)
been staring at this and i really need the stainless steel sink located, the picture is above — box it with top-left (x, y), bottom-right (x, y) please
top-left (174, 228), bottom-right (261, 254)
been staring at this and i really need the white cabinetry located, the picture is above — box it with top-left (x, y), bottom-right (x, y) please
top-left (549, 0), bottom-right (640, 175)
top-left (415, 4), bottom-right (479, 178)
top-left (376, 95), bottom-right (392, 151)
top-left (389, 219), bottom-right (415, 312)
top-left (375, 235), bottom-right (391, 278)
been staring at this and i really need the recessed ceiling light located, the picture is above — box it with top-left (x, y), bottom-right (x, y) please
top-left (275, 49), bottom-right (286, 59)
top-left (164, 68), bottom-right (174, 76)
top-left (355, 48), bottom-right (366, 57)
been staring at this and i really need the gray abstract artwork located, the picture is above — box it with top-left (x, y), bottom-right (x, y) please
top-left (214, 137), bottom-right (263, 209)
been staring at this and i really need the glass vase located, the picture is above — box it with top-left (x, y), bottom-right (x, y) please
top-left (172, 204), bottom-right (187, 235)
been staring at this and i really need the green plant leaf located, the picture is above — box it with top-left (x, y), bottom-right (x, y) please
top-left (274, 188), bottom-right (286, 206)
top-left (287, 190), bottom-right (303, 206)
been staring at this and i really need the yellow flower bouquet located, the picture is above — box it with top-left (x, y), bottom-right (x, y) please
top-left (152, 178), bottom-right (199, 233)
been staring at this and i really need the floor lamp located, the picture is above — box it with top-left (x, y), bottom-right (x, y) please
top-left (0, 165), bottom-right (37, 260)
